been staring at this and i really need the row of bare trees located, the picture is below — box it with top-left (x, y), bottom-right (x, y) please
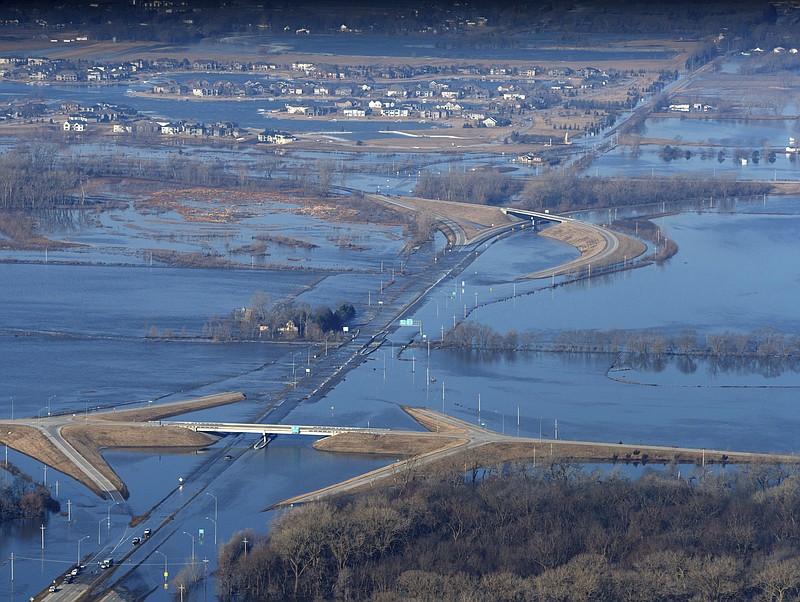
top-left (420, 167), bottom-right (726, 216)
top-left (214, 461), bottom-right (800, 601)
top-left (518, 174), bottom-right (770, 214)
top-left (443, 323), bottom-right (800, 358)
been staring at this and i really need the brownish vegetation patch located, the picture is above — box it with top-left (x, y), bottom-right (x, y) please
top-left (313, 432), bottom-right (466, 456)
top-left (530, 222), bottom-right (645, 277)
top-left (0, 425), bottom-right (96, 492)
top-left (614, 229), bottom-right (648, 262)
top-left (87, 392), bottom-right (245, 422)
top-left (441, 440), bottom-right (800, 470)
top-left (369, 194), bottom-right (515, 241)
top-left (402, 406), bottom-right (470, 435)
top-left (132, 185), bottom-right (406, 230)
top-left (145, 249), bottom-right (237, 269)
top-left (540, 221), bottom-right (604, 258)
top-left (0, 212), bottom-right (80, 251)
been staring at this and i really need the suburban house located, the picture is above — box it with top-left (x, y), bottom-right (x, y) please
top-left (258, 130), bottom-right (296, 144)
top-left (55, 70), bottom-right (78, 82)
top-left (63, 119), bottom-right (86, 131)
top-left (381, 106), bottom-right (410, 117)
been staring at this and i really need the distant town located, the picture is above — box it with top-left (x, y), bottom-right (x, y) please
top-left (0, 52), bottom-right (665, 144)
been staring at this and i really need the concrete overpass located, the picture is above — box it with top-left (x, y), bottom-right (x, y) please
top-left (163, 420), bottom-right (390, 437)
top-left (501, 207), bottom-right (568, 227)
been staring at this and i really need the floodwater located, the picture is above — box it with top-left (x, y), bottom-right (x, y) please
top-left (4, 195), bottom-right (800, 599)
top-left (3, 47), bottom-right (800, 597)
top-left (643, 117), bottom-right (800, 147)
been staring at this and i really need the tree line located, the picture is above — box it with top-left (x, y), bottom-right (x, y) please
top-left (443, 323), bottom-right (800, 359)
top-left (519, 174), bottom-right (770, 214)
top-left (212, 460), bottom-right (800, 601)
top-left (411, 173), bottom-right (770, 213)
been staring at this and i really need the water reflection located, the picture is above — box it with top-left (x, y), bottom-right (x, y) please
top-left (620, 353), bottom-right (800, 384)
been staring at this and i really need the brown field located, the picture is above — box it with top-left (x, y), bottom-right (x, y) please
top-left (404, 406), bottom-right (470, 435)
top-left (314, 432), bottom-right (468, 456)
top-left (6, 36), bottom-right (694, 72)
top-left (89, 391), bottom-right (245, 422)
top-left (0, 425), bottom-right (93, 490)
top-left (534, 221), bottom-right (647, 276)
top-left (540, 221), bottom-right (605, 258)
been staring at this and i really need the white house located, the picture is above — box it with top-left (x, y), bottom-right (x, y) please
top-left (63, 119), bottom-right (86, 131)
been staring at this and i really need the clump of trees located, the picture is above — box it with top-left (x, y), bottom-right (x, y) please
top-left (519, 174), bottom-right (770, 214)
top-left (214, 461), bottom-right (800, 601)
top-left (0, 472), bottom-right (60, 521)
top-left (0, 147), bottom-right (78, 212)
top-left (413, 170), bottom-right (522, 205)
top-left (203, 293), bottom-right (356, 342)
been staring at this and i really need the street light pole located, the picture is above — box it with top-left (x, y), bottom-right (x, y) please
top-left (155, 550), bottom-right (168, 588)
top-left (98, 518), bottom-right (105, 544)
top-left (183, 531), bottom-right (196, 561)
top-left (107, 501), bottom-right (119, 531)
top-left (205, 492), bottom-right (218, 521)
top-left (77, 535), bottom-right (89, 564)
top-left (206, 516), bottom-right (217, 546)
top-left (48, 394), bottom-right (55, 417)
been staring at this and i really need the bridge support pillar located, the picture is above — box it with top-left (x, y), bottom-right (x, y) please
top-left (253, 433), bottom-right (277, 450)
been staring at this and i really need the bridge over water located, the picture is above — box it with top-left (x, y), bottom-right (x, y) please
top-left (501, 207), bottom-right (568, 228)
top-left (162, 420), bottom-right (391, 448)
